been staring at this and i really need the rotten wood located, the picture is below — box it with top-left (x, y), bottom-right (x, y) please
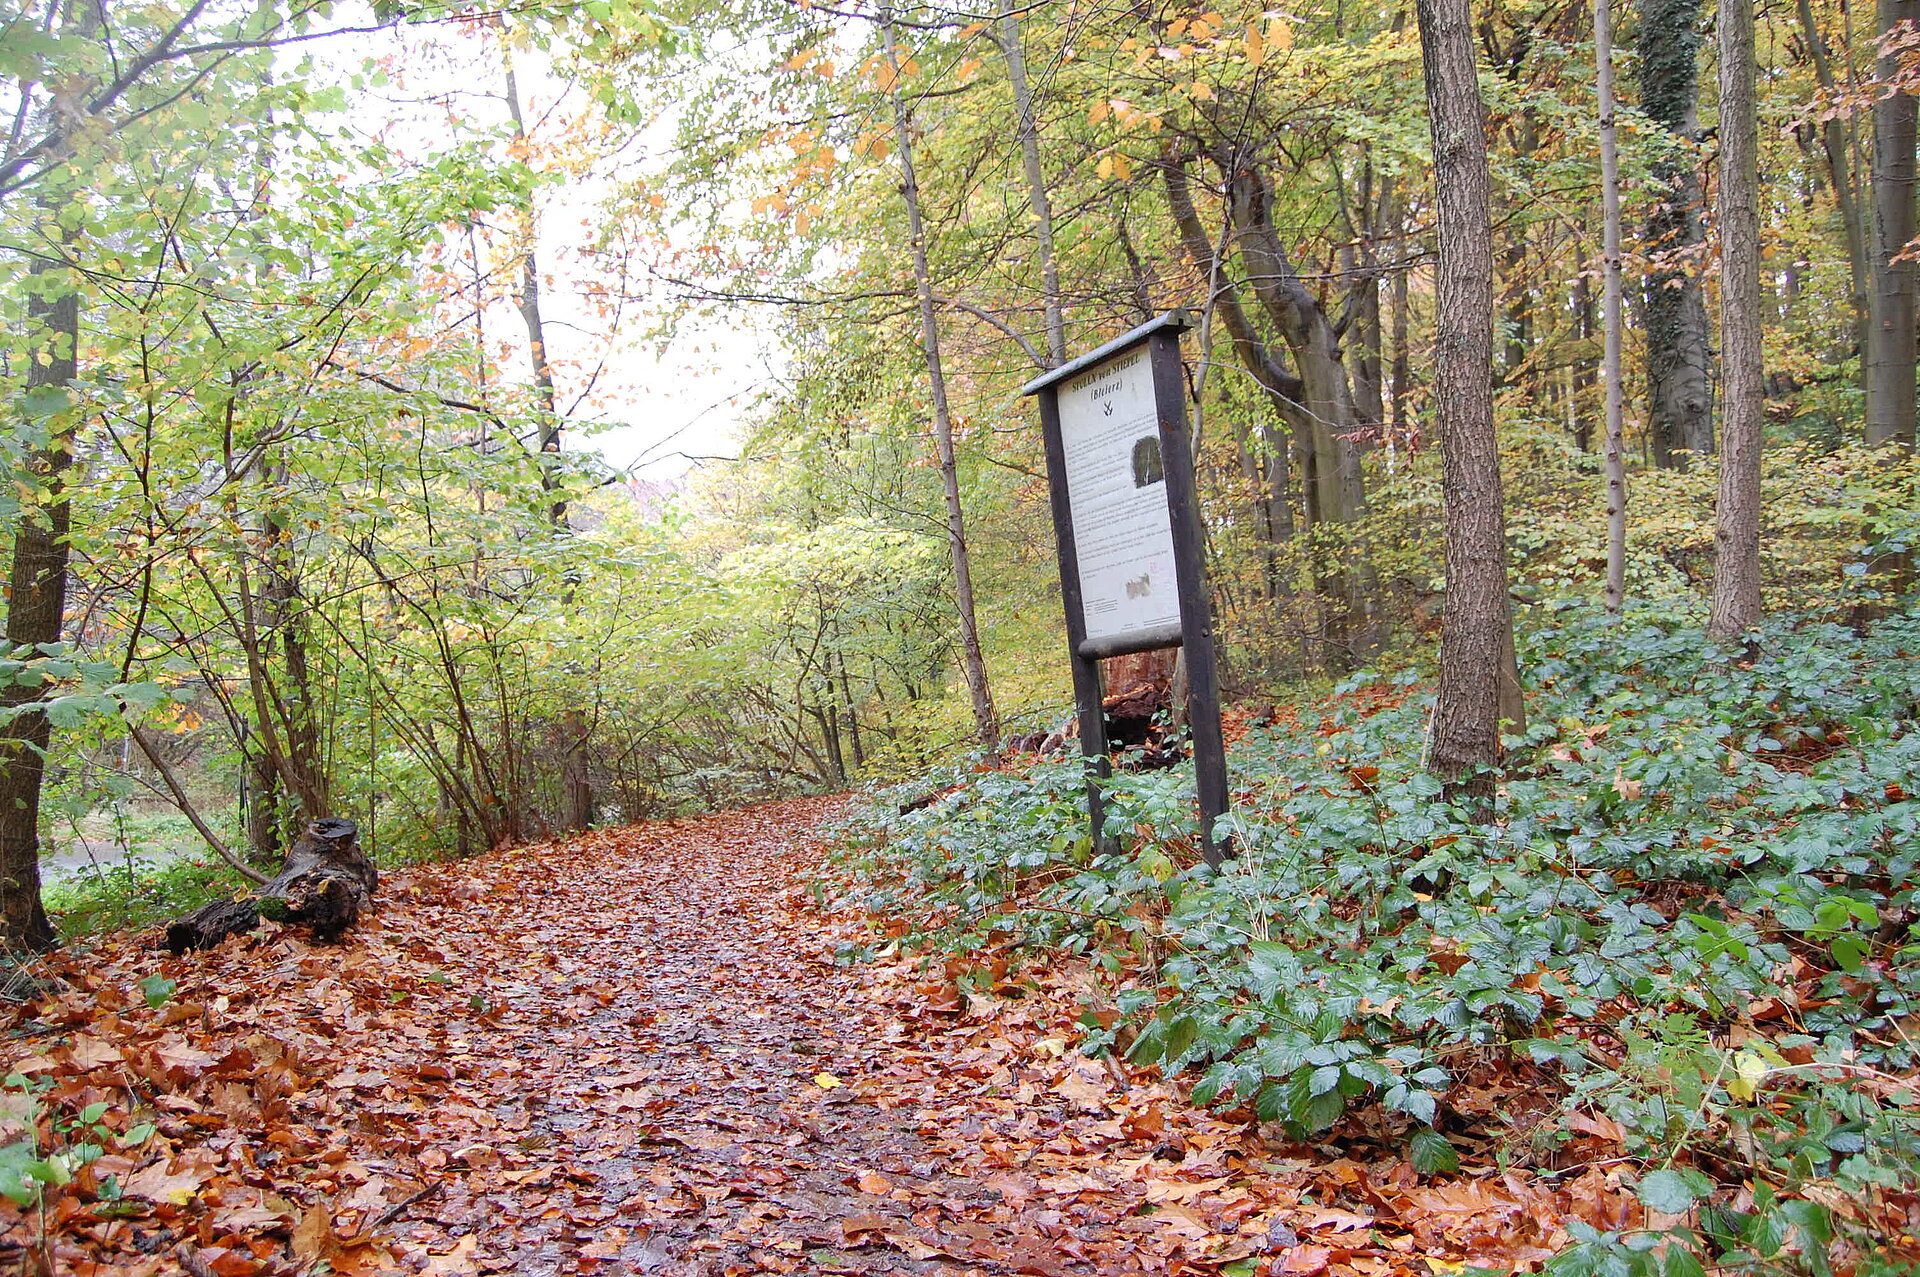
top-left (166, 817), bottom-right (377, 953)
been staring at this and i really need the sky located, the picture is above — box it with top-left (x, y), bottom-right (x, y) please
top-left (310, 13), bottom-right (774, 481)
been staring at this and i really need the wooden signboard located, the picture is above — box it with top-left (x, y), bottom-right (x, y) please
top-left (1021, 311), bottom-right (1230, 865)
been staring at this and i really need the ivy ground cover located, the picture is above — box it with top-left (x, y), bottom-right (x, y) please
top-left (832, 603), bottom-right (1920, 1275)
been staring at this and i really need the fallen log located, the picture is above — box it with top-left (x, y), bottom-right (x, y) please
top-left (166, 817), bottom-right (377, 953)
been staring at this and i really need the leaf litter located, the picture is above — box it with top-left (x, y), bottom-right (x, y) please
top-left (1, 796), bottom-right (1639, 1275)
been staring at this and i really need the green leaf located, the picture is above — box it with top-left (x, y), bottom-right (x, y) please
top-left (138, 974), bottom-right (176, 1010)
top-left (1661, 1247), bottom-right (1706, 1277)
top-left (1829, 934), bottom-right (1869, 974)
top-left (1636, 1167), bottom-right (1712, 1214)
top-left (1409, 1127), bottom-right (1459, 1174)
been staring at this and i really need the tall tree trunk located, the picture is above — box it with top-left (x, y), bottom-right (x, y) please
top-left (1221, 157), bottom-right (1382, 662)
top-left (881, 9), bottom-right (999, 751)
top-left (996, 0), bottom-right (1066, 366)
top-left (1638, 0), bottom-right (1715, 464)
top-left (1866, 0), bottom-right (1919, 446)
top-left (1797, 0), bottom-right (1869, 355)
top-left (1599, 0), bottom-right (1629, 613)
top-left (0, 223), bottom-right (78, 955)
top-left (1417, 0), bottom-right (1523, 801)
top-left (502, 35), bottom-right (569, 524)
top-left (0, 2), bottom-right (96, 950)
top-left (1710, 0), bottom-right (1766, 637)
top-left (1571, 272), bottom-right (1597, 452)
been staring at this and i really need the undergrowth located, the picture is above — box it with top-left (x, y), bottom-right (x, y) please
top-left (830, 601), bottom-right (1920, 1275)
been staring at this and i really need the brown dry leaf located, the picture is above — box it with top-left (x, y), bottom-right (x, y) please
top-left (122, 1157), bottom-right (207, 1205)
top-left (291, 1203), bottom-right (341, 1267)
top-left (420, 1235), bottom-right (479, 1275)
top-left (65, 1035), bottom-right (124, 1069)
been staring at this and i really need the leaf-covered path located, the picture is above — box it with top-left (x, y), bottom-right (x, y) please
top-left (7, 797), bottom-right (1610, 1276)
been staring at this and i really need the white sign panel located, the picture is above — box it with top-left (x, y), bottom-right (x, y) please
top-left (1057, 348), bottom-right (1179, 645)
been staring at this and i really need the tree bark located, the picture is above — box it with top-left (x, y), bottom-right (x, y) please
top-left (1797, 0), bottom-right (1869, 355)
top-left (502, 33), bottom-right (570, 523)
top-left (1866, 0), bottom-right (1919, 446)
top-left (0, 245), bottom-right (76, 954)
top-left (1220, 156), bottom-right (1382, 662)
top-left (1598, 0), bottom-right (1629, 613)
top-left (1638, 0), bottom-right (1715, 464)
top-left (0, 4), bottom-right (97, 949)
top-left (1709, 0), bottom-right (1766, 637)
top-left (996, 0), bottom-right (1066, 367)
top-left (881, 9), bottom-right (999, 751)
top-left (1417, 0), bottom-right (1523, 801)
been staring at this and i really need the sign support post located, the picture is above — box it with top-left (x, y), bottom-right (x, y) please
top-left (1023, 311), bottom-right (1230, 865)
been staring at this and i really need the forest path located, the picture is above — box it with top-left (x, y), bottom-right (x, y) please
top-left (376, 794), bottom-right (1283, 1276)
top-left (6, 797), bottom-right (1486, 1277)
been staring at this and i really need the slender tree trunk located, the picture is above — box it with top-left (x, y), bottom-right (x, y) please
top-left (1797, 0), bottom-right (1869, 354)
top-left (1598, 0), bottom-right (1629, 613)
top-left (1866, 0), bottom-right (1919, 446)
top-left (502, 37), bottom-right (570, 523)
top-left (1710, 0), bottom-right (1766, 637)
top-left (1638, 0), bottom-right (1715, 464)
top-left (1417, 0), bottom-right (1523, 801)
top-left (1571, 273), bottom-right (1597, 451)
top-left (1390, 248), bottom-right (1412, 438)
top-left (997, 0), bottom-right (1066, 366)
top-left (881, 9), bottom-right (999, 751)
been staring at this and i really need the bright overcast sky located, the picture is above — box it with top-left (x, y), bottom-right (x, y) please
top-left (301, 14), bottom-right (772, 481)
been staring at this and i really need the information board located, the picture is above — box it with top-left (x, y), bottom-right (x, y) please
top-left (1022, 310), bottom-right (1231, 865)
top-left (1056, 348), bottom-right (1180, 645)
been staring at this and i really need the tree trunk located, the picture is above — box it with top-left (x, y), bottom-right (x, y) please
top-left (1638, 0), bottom-right (1715, 464)
top-left (1709, 0), bottom-right (1766, 637)
top-left (1390, 247), bottom-right (1412, 439)
top-left (1797, 0), bottom-right (1869, 356)
top-left (1866, 0), bottom-right (1919, 446)
top-left (1598, 0), bottom-right (1629, 614)
top-left (881, 9), bottom-right (999, 752)
top-left (0, 238), bottom-right (76, 954)
top-left (997, 0), bottom-right (1066, 366)
top-left (1221, 158), bottom-right (1382, 663)
top-left (1571, 273), bottom-right (1597, 451)
top-left (1417, 0), bottom-right (1523, 801)
top-left (503, 34), bottom-right (570, 523)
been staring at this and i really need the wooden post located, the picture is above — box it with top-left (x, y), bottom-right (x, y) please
top-left (1037, 389), bottom-right (1114, 853)
top-left (1150, 328), bottom-right (1231, 863)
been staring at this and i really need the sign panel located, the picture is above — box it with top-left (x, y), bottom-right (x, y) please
top-left (1056, 348), bottom-right (1180, 645)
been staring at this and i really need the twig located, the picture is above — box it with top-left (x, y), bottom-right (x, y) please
top-left (344, 1180), bottom-right (444, 1244)
top-left (126, 723), bottom-right (268, 885)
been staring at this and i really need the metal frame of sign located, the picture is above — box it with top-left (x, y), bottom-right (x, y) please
top-left (1021, 310), bottom-right (1230, 866)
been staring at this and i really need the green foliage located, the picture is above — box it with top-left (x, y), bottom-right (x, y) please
top-left (832, 602), bottom-right (1920, 1271)
top-left (0, 1072), bottom-right (154, 1210)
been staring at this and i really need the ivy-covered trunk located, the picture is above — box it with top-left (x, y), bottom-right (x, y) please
top-left (0, 226), bottom-right (78, 954)
top-left (1637, 0), bottom-right (1714, 465)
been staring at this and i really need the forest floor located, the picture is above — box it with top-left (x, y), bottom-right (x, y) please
top-left (2, 797), bottom-right (1599, 1277)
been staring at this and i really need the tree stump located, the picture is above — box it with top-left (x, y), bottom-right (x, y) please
top-left (167, 817), bottom-right (377, 953)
